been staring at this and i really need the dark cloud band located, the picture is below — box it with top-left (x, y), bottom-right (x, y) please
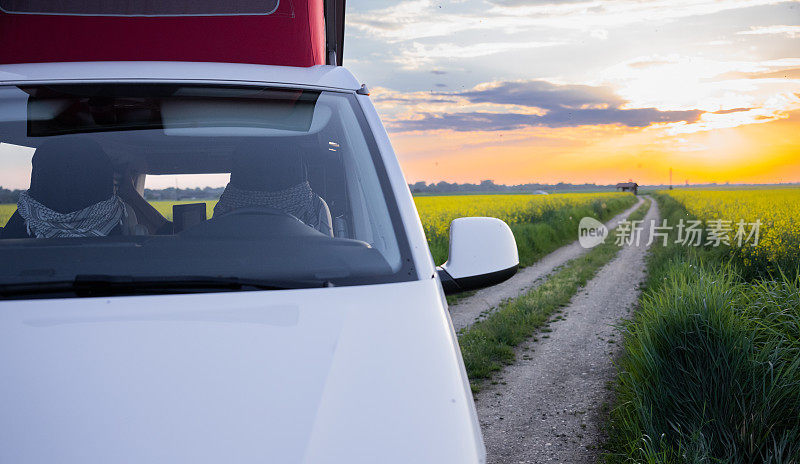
top-left (391, 108), bottom-right (702, 131)
top-left (391, 79), bottom-right (705, 131)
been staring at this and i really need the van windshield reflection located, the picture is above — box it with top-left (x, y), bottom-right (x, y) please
top-left (0, 84), bottom-right (414, 298)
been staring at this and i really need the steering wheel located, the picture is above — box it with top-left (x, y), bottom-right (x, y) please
top-left (179, 205), bottom-right (310, 239)
top-left (215, 206), bottom-right (302, 223)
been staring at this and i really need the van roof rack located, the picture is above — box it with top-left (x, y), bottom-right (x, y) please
top-left (324, 0), bottom-right (346, 66)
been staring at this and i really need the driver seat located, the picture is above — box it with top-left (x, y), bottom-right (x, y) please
top-left (213, 140), bottom-right (333, 237)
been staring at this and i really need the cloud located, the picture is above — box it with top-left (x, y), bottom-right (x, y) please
top-left (458, 80), bottom-right (625, 110)
top-left (371, 93), bottom-right (458, 104)
top-left (350, 0), bottom-right (786, 42)
top-left (389, 79), bottom-right (704, 131)
top-left (737, 25), bottom-right (800, 39)
top-left (627, 60), bottom-right (671, 69)
top-left (391, 108), bottom-right (702, 131)
top-left (718, 67), bottom-right (800, 80)
top-left (712, 107), bottom-right (753, 114)
top-left (489, 0), bottom-right (588, 5)
top-left (352, 18), bottom-right (404, 32)
top-left (393, 40), bottom-right (564, 69)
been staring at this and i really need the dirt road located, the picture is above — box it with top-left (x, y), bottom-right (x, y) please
top-left (475, 197), bottom-right (659, 463)
top-left (449, 198), bottom-right (645, 333)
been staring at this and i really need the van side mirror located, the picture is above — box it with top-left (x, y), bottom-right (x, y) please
top-left (436, 217), bottom-right (519, 295)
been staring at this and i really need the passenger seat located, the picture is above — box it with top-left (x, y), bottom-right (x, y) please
top-left (0, 137), bottom-right (140, 238)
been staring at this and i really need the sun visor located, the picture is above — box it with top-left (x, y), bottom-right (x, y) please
top-left (24, 84), bottom-right (321, 138)
top-left (162, 100), bottom-right (332, 137)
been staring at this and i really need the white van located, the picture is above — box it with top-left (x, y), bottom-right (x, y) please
top-left (0, 61), bottom-right (518, 463)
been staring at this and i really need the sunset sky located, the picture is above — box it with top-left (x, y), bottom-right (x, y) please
top-left (345, 0), bottom-right (800, 185)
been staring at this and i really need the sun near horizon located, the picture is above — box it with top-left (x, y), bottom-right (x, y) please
top-left (346, 0), bottom-right (800, 186)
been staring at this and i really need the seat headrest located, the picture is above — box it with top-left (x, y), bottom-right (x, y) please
top-left (230, 139), bottom-right (306, 192)
top-left (29, 137), bottom-right (114, 214)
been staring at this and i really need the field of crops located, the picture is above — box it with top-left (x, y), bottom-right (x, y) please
top-left (415, 193), bottom-right (627, 238)
top-left (607, 190), bottom-right (800, 462)
top-left (666, 188), bottom-right (800, 275)
top-left (2, 192), bottom-right (636, 268)
top-left (0, 204), bottom-right (13, 228)
top-left (149, 200), bottom-right (218, 221)
top-left (0, 201), bottom-right (217, 227)
top-left (416, 192), bottom-right (635, 265)
top-left (0, 201), bottom-right (211, 228)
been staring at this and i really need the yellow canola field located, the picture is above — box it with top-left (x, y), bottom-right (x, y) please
top-left (147, 193), bottom-right (632, 230)
top-left (666, 189), bottom-right (800, 270)
top-left (149, 200), bottom-right (218, 221)
top-left (2, 192), bottom-right (633, 247)
top-left (0, 204), bottom-right (14, 227)
top-left (414, 192), bottom-right (631, 240)
top-left (0, 200), bottom-right (218, 226)
top-left (1, 192), bottom-right (632, 228)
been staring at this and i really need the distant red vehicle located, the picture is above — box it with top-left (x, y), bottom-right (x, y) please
top-left (0, 0), bottom-right (345, 67)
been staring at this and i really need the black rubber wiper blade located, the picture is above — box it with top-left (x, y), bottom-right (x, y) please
top-left (75, 275), bottom-right (283, 290)
top-left (0, 275), bottom-right (330, 298)
top-left (73, 275), bottom-right (332, 292)
top-left (0, 280), bottom-right (75, 297)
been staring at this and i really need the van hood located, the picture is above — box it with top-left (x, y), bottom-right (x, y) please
top-left (0, 279), bottom-right (483, 464)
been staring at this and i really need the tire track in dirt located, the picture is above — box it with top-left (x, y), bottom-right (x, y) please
top-left (449, 198), bottom-right (645, 333)
top-left (475, 197), bottom-right (660, 464)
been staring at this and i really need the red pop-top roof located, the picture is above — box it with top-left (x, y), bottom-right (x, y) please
top-left (0, 0), bottom-right (330, 67)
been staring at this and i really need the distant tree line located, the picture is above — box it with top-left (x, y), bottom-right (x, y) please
top-left (0, 188), bottom-right (20, 204)
top-left (4, 180), bottom-right (800, 205)
top-left (144, 186), bottom-right (226, 201)
top-left (408, 180), bottom-right (800, 194)
top-left (0, 186), bottom-right (225, 203)
top-left (408, 179), bottom-right (617, 194)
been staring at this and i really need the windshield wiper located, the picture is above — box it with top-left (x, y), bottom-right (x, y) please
top-left (0, 275), bottom-right (332, 299)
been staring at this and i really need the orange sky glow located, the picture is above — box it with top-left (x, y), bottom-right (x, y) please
top-left (347, 0), bottom-right (800, 186)
top-left (390, 109), bottom-right (800, 185)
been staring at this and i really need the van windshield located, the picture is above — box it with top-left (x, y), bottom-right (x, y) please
top-left (0, 84), bottom-right (415, 299)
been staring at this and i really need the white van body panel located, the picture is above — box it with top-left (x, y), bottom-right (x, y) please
top-left (0, 62), bottom-right (361, 91)
top-left (0, 279), bottom-right (484, 463)
top-left (356, 93), bottom-right (437, 281)
top-left (0, 62), bottom-right (483, 462)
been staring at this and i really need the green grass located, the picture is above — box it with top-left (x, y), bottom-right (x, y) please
top-left (445, 289), bottom-right (477, 307)
top-left (428, 196), bottom-right (637, 267)
top-left (458, 198), bottom-right (651, 391)
top-left (604, 194), bottom-right (800, 463)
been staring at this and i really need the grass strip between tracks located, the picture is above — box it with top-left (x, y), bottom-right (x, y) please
top-left (458, 198), bottom-right (652, 392)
